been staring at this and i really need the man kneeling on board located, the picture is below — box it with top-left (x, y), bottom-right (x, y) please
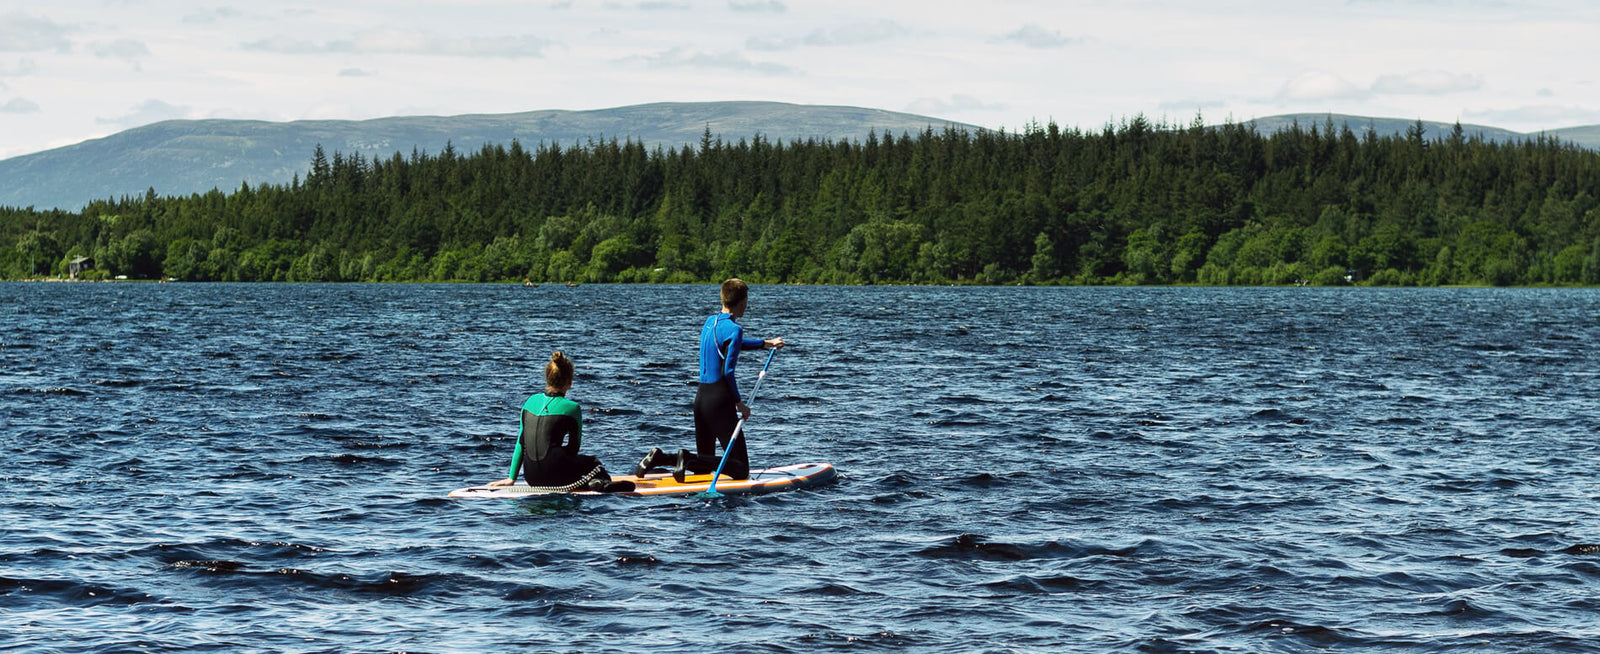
top-left (633, 278), bottom-right (785, 482)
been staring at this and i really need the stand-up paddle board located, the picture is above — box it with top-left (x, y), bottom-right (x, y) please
top-left (448, 462), bottom-right (836, 498)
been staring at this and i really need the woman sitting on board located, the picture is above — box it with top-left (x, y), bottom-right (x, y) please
top-left (487, 351), bottom-right (632, 493)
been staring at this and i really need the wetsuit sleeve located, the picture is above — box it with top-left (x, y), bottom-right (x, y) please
top-left (506, 425), bottom-right (524, 481)
top-left (723, 324), bottom-right (743, 403)
top-left (569, 409), bottom-right (582, 454)
top-left (506, 394), bottom-right (536, 481)
top-left (722, 322), bottom-right (766, 403)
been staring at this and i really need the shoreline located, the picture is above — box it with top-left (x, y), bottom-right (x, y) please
top-left (2, 277), bottom-right (1592, 289)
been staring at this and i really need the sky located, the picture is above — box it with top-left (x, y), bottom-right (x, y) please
top-left (2, 0), bottom-right (1599, 160)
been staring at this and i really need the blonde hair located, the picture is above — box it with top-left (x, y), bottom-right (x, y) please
top-left (545, 351), bottom-right (574, 395)
top-left (720, 278), bottom-right (749, 309)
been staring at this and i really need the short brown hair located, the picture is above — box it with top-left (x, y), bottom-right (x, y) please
top-left (720, 278), bottom-right (749, 308)
top-left (545, 351), bottom-right (574, 394)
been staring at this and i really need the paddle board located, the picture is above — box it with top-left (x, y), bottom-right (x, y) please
top-left (448, 462), bottom-right (836, 498)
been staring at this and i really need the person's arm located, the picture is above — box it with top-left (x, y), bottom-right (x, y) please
top-left (723, 326), bottom-right (743, 403)
top-left (506, 429), bottom-right (523, 481)
top-left (731, 340), bottom-right (751, 419)
top-left (566, 403), bottom-right (583, 455)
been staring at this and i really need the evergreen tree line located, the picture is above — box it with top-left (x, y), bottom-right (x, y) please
top-left (6, 115), bottom-right (1600, 286)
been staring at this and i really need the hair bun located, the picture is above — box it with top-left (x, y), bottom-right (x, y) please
top-left (545, 350), bottom-right (575, 393)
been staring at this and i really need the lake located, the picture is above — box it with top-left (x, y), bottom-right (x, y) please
top-left (4, 283), bottom-right (1600, 653)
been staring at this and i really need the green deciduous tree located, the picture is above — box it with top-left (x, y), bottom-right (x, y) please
top-left (15, 231), bottom-right (60, 277)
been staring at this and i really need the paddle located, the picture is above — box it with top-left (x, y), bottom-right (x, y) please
top-left (699, 347), bottom-right (778, 498)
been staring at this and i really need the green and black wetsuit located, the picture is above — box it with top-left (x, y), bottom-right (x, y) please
top-left (506, 393), bottom-right (607, 491)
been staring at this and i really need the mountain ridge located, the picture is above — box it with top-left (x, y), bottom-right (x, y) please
top-left (4, 103), bottom-right (1598, 212)
top-left (0, 101), bottom-right (979, 211)
top-left (1237, 113), bottom-right (1588, 146)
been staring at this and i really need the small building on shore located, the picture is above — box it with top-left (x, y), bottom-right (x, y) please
top-left (69, 257), bottom-right (93, 279)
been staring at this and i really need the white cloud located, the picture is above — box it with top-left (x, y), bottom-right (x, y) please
top-left (0, 11), bottom-right (73, 53)
top-left (1465, 104), bottom-right (1600, 129)
top-left (729, 0), bottom-right (786, 12)
top-left (301, 102), bottom-right (356, 120)
top-left (241, 36), bottom-right (326, 53)
top-left (95, 99), bottom-right (192, 129)
top-left (181, 7), bottom-right (244, 25)
top-left (905, 94), bottom-right (1007, 116)
top-left (993, 24), bottom-right (1080, 49)
top-left (1371, 70), bottom-right (1482, 95)
top-left (9, 0), bottom-right (1600, 162)
top-left (93, 39), bottom-right (151, 64)
top-left (1345, 0), bottom-right (1525, 9)
top-left (605, 1), bottom-right (691, 9)
top-left (1277, 71), bottom-right (1369, 101)
top-left (635, 46), bottom-right (795, 75)
top-left (242, 31), bottom-right (552, 58)
top-left (1158, 99), bottom-right (1227, 114)
top-left (0, 57), bottom-right (38, 77)
top-left (747, 20), bottom-right (909, 51)
top-left (1, 97), bottom-right (39, 113)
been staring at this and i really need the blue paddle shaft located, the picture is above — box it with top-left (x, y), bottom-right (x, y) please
top-left (705, 348), bottom-right (778, 495)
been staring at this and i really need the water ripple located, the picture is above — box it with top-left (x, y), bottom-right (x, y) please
top-left (5, 284), bottom-right (1600, 652)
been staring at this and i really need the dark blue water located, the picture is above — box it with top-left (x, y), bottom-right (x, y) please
top-left (5, 283), bottom-right (1600, 653)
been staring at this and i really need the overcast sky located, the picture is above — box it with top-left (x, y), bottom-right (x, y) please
top-left (2, 0), bottom-right (1598, 160)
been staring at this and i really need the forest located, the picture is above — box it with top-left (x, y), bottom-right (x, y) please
top-left (4, 115), bottom-right (1600, 286)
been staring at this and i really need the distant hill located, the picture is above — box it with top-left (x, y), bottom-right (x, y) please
top-left (0, 101), bottom-right (977, 211)
top-left (6, 103), bottom-right (1598, 212)
top-left (1242, 113), bottom-right (1600, 149)
top-left (1544, 124), bottom-right (1600, 148)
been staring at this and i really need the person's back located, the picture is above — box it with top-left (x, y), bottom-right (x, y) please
top-left (488, 351), bottom-right (632, 493)
top-left (516, 391), bottom-right (596, 487)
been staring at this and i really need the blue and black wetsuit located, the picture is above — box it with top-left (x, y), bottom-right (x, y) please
top-left (686, 312), bottom-right (766, 479)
